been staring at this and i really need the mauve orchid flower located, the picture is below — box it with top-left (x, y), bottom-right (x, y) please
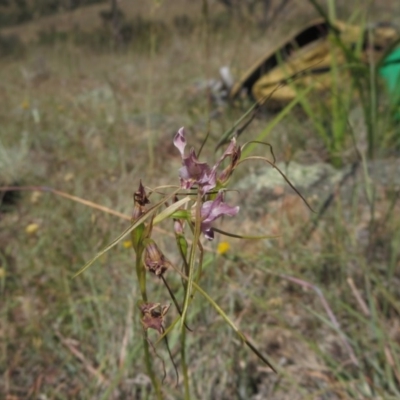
top-left (174, 127), bottom-right (215, 193)
top-left (173, 127), bottom-right (187, 157)
top-left (195, 191), bottom-right (239, 240)
top-left (180, 149), bottom-right (216, 191)
top-left (173, 127), bottom-right (240, 195)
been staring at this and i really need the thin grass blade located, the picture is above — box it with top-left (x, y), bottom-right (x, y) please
top-left (74, 190), bottom-right (179, 277)
top-left (212, 227), bottom-right (280, 240)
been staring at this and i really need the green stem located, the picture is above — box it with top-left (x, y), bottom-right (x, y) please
top-left (136, 250), bottom-right (147, 302)
top-left (143, 333), bottom-right (163, 399)
top-left (145, 0), bottom-right (158, 174)
top-left (136, 250), bottom-right (162, 399)
top-left (181, 192), bottom-right (202, 326)
top-left (181, 325), bottom-right (190, 399)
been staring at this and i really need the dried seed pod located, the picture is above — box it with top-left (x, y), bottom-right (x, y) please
top-left (132, 180), bottom-right (150, 220)
top-left (143, 241), bottom-right (172, 276)
top-left (139, 302), bottom-right (170, 334)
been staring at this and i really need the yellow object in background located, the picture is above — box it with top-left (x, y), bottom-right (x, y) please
top-left (217, 241), bottom-right (230, 255)
top-left (230, 18), bottom-right (398, 106)
top-left (25, 223), bottom-right (40, 235)
top-left (21, 99), bottom-right (30, 110)
top-left (123, 240), bottom-right (132, 249)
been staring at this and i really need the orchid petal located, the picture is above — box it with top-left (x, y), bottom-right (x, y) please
top-left (203, 199), bottom-right (239, 224)
top-left (197, 167), bottom-right (217, 194)
top-left (174, 129), bottom-right (238, 195)
top-left (179, 149), bottom-right (213, 191)
top-left (204, 228), bottom-right (214, 240)
top-left (199, 191), bottom-right (239, 240)
top-left (173, 127), bottom-right (187, 157)
top-left (212, 137), bottom-right (238, 172)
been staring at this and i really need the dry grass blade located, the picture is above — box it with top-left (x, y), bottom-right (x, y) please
top-left (0, 185), bottom-right (131, 220)
top-left (168, 259), bottom-right (277, 372)
top-left (119, 295), bottom-right (134, 369)
top-left (384, 346), bottom-right (400, 385)
top-left (73, 189), bottom-right (179, 277)
top-left (54, 330), bottom-right (109, 386)
top-left (238, 156), bottom-right (315, 212)
top-left (347, 277), bottom-right (370, 317)
top-left (281, 274), bottom-right (359, 367)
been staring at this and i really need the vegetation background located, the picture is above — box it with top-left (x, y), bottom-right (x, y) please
top-left (1, 0), bottom-right (400, 399)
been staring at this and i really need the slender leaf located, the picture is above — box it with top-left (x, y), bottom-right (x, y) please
top-left (241, 86), bottom-right (314, 158)
top-left (153, 196), bottom-right (191, 224)
top-left (74, 190), bottom-right (179, 277)
top-left (213, 227), bottom-right (280, 240)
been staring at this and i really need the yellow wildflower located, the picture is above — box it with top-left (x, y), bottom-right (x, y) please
top-left (25, 223), bottom-right (39, 235)
top-left (122, 240), bottom-right (132, 249)
top-left (267, 297), bottom-right (283, 308)
top-left (30, 191), bottom-right (42, 204)
top-left (64, 172), bottom-right (74, 182)
top-left (33, 337), bottom-right (43, 349)
top-left (217, 241), bottom-right (230, 255)
top-left (21, 99), bottom-right (30, 110)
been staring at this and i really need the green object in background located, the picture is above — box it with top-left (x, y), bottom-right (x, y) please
top-left (379, 47), bottom-right (400, 118)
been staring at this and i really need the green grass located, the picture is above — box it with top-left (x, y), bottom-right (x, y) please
top-left (1, 1), bottom-right (400, 399)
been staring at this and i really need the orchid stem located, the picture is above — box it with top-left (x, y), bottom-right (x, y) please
top-left (143, 332), bottom-right (163, 399)
top-left (181, 325), bottom-right (190, 400)
top-left (135, 250), bottom-right (162, 398)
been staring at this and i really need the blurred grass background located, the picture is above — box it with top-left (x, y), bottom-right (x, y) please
top-left (1, 0), bottom-right (400, 399)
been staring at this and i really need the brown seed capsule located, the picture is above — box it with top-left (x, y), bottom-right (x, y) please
top-left (143, 241), bottom-right (172, 276)
top-left (132, 180), bottom-right (150, 220)
top-left (139, 302), bottom-right (170, 334)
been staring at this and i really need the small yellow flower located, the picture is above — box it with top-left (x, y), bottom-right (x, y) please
top-left (33, 337), bottom-right (43, 349)
top-left (64, 172), bottom-right (74, 182)
top-left (21, 99), bottom-right (30, 110)
top-left (217, 241), bottom-right (230, 255)
top-left (30, 191), bottom-right (42, 204)
top-left (267, 297), bottom-right (283, 308)
top-left (25, 223), bottom-right (39, 235)
top-left (122, 240), bottom-right (132, 249)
